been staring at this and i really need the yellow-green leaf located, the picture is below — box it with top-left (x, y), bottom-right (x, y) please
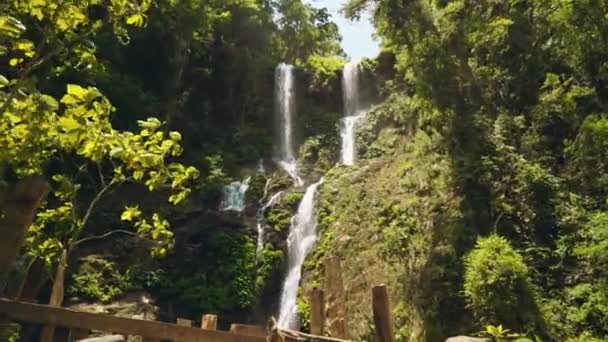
top-left (0, 75), bottom-right (8, 88)
top-left (59, 117), bottom-right (81, 132)
top-left (126, 14), bottom-right (144, 27)
top-left (0, 16), bottom-right (26, 38)
top-left (121, 206), bottom-right (142, 221)
top-left (40, 95), bottom-right (59, 110)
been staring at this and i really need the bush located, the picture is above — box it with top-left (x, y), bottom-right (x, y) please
top-left (68, 258), bottom-right (136, 303)
top-left (464, 235), bottom-right (540, 332)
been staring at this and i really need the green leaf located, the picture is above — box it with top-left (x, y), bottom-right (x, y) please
top-left (0, 16), bottom-right (26, 38)
top-left (140, 153), bottom-right (162, 167)
top-left (137, 117), bottom-right (162, 130)
top-left (66, 84), bottom-right (88, 100)
top-left (126, 14), bottom-right (145, 27)
top-left (121, 206), bottom-right (142, 222)
top-left (40, 95), bottom-right (59, 110)
top-left (0, 75), bottom-right (8, 88)
top-left (59, 117), bottom-right (81, 132)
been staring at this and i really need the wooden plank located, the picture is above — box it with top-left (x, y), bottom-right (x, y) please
top-left (273, 327), bottom-right (352, 342)
top-left (201, 314), bottom-right (217, 330)
top-left (177, 318), bottom-right (192, 327)
top-left (0, 299), bottom-right (266, 342)
top-left (372, 285), bottom-right (394, 342)
top-left (324, 257), bottom-right (346, 339)
top-left (309, 289), bottom-right (325, 336)
top-left (69, 327), bottom-right (90, 341)
top-left (229, 324), bottom-right (266, 337)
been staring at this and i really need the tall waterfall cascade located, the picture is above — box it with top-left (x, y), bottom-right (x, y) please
top-left (275, 64), bottom-right (303, 186)
top-left (277, 178), bottom-right (324, 329)
top-left (340, 61), bottom-right (367, 166)
top-left (219, 177), bottom-right (251, 212)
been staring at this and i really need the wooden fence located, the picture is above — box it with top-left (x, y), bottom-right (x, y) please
top-left (0, 258), bottom-right (396, 342)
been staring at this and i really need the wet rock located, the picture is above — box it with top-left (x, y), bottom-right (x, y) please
top-left (68, 291), bottom-right (159, 321)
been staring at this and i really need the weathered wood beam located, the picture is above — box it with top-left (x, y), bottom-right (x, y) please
top-left (372, 285), bottom-right (394, 342)
top-left (309, 289), bottom-right (325, 336)
top-left (0, 299), bottom-right (266, 342)
top-left (201, 314), bottom-right (217, 330)
top-left (229, 324), bottom-right (266, 337)
top-left (271, 326), bottom-right (352, 342)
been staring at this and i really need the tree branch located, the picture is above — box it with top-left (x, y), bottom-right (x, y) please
top-left (72, 229), bottom-right (141, 248)
top-left (67, 179), bottom-right (119, 249)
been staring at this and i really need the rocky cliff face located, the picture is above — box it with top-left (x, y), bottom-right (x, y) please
top-left (298, 96), bottom-right (472, 341)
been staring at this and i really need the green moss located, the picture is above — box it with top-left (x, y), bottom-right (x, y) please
top-left (267, 207), bottom-right (293, 233)
top-left (256, 246), bottom-right (284, 290)
top-left (247, 173), bottom-right (267, 204)
top-left (296, 291), bottom-right (311, 332)
top-left (283, 191), bottom-right (304, 208)
top-left (152, 233), bottom-right (257, 318)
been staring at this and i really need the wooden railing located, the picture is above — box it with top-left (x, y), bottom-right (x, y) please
top-left (0, 299), bottom-right (266, 342)
top-left (0, 258), bottom-right (396, 342)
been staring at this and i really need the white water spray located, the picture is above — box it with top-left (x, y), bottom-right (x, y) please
top-left (340, 61), bottom-right (366, 166)
top-left (219, 177), bottom-right (251, 212)
top-left (275, 64), bottom-right (303, 185)
top-left (277, 178), bottom-right (324, 329)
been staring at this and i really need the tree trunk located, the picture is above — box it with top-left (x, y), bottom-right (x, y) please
top-left (0, 177), bottom-right (49, 293)
top-left (40, 249), bottom-right (68, 342)
top-left (165, 32), bottom-right (191, 130)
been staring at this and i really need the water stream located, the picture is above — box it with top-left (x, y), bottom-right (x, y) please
top-left (277, 178), bottom-right (324, 329)
top-left (219, 177), bottom-right (251, 212)
top-left (340, 60), bottom-right (366, 166)
top-left (275, 63), bottom-right (303, 185)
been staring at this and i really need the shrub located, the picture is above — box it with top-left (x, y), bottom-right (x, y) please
top-left (464, 235), bottom-right (539, 331)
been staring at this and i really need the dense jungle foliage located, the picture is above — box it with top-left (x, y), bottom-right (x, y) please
top-left (1, 0), bottom-right (608, 341)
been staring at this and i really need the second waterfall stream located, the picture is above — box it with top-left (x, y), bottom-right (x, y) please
top-left (341, 60), bottom-right (366, 166)
top-left (277, 178), bottom-right (324, 329)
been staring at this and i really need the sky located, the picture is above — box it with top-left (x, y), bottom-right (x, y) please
top-left (305, 0), bottom-right (380, 60)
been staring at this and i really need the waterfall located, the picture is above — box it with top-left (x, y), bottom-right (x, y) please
top-left (340, 61), bottom-right (366, 166)
top-left (275, 64), bottom-right (303, 186)
top-left (277, 178), bottom-right (324, 329)
top-left (219, 177), bottom-right (251, 212)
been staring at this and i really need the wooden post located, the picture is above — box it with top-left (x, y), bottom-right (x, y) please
top-left (325, 257), bottom-right (346, 339)
top-left (372, 285), bottom-right (394, 342)
top-left (310, 288), bottom-right (325, 336)
top-left (201, 314), bottom-right (217, 330)
top-left (69, 327), bottom-right (89, 341)
top-left (229, 324), bottom-right (266, 337)
top-left (176, 318), bottom-right (192, 327)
